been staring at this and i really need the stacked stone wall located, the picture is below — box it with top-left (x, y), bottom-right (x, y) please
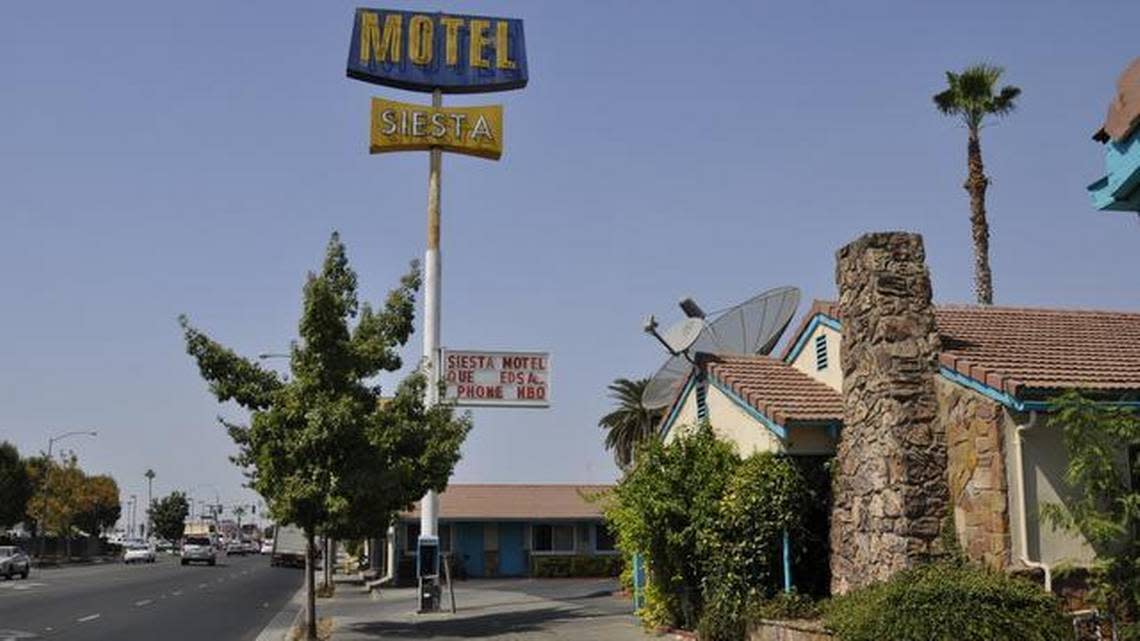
top-left (937, 378), bottom-right (1012, 568)
top-left (830, 232), bottom-right (948, 594)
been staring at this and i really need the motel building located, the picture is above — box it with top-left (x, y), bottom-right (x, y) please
top-left (659, 300), bottom-right (1140, 580)
top-left (390, 484), bottom-right (617, 581)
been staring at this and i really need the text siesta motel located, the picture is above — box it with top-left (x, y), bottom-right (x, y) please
top-left (347, 8), bottom-right (528, 94)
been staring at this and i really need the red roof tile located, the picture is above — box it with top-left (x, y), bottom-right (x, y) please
top-left (401, 484), bottom-right (611, 521)
top-left (787, 301), bottom-right (1140, 396)
top-left (934, 305), bottom-right (1140, 395)
top-left (702, 354), bottom-right (844, 425)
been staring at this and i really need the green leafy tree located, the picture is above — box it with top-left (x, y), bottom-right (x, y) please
top-left (180, 232), bottom-right (470, 641)
top-left (76, 474), bottom-right (121, 537)
top-left (149, 492), bottom-right (190, 542)
top-left (699, 453), bottom-right (811, 641)
top-left (0, 441), bottom-right (32, 528)
top-left (605, 423), bottom-right (739, 629)
top-left (1041, 391), bottom-right (1140, 639)
top-left (598, 377), bottom-right (662, 469)
top-left (26, 454), bottom-right (87, 556)
top-left (933, 63), bottom-right (1021, 305)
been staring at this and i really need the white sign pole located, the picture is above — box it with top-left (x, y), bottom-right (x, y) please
top-left (421, 88), bottom-right (443, 542)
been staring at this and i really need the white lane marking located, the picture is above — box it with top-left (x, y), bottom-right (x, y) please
top-left (172, 590), bottom-right (183, 596)
top-left (134, 599), bottom-right (152, 607)
top-left (197, 583), bottom-right (208, 589)
top-left (0, 630), bottom-right (38, 640)
top-left (215, 578), bottom-right (224, 583)
top-left (76, 614), bottom-right (101, 623)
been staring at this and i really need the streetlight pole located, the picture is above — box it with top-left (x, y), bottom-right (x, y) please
top-left (37, 429), bottom-right (97, 559)
top-left (144, 469), bottom-right (155, 540)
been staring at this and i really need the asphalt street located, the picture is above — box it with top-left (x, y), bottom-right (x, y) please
top-left (0, 553), bottom-right (302, 641)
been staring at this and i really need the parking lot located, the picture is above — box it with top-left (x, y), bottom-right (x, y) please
top-left (323, 577), bottom-right (652, 641)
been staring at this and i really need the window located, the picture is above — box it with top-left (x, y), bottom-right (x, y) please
top-left (405, 523), bottom-right (451, 552)
top-left (532, 524), bottom-right (575, 552)
top-left (594, 524), bottom-right (616, 552)
top-left (814, 334), bottom-right (828, 371)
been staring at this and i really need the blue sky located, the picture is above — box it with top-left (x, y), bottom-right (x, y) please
top-left (1, 1), bottom-right (1137, 516)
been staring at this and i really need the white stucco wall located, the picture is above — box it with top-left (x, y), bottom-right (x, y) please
top-left (662, 381), bottom-right (700, 445)
top-left (1002, 410), bottom-right (1095, 567)
top-left (789, 322), bottom-right (842, 392)
top-left (704, 384), bottom-right (784, 456)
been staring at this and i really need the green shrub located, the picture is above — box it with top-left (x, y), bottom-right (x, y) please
top-left (749, 592), bottom-right (822, 621)
top-left (823, 561), bottom-right (1069, 641)
top-left (530, 554), bottom-right (622, 578)
top-left (698, 453), bottom-right (815, 641)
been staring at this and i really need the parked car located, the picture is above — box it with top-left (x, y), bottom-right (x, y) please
top-left (154, 538), bottom-right (174, 552)
top-left (0, 546), bottom-right (30, 580)
top-left (225, 539), bottom-right (249, 556)
top-left (123, 541), bottom-right (157, 564)
top-left (181, 535), bottom-right (217, 566)
top-left (243, 539), bottom-right (259, 555)
top-left (260, 539), bottom-right (274, 555)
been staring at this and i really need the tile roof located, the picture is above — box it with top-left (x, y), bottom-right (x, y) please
top-left (401, 484), bottom-right (611, 521)
top-left (701, 353), bottom-right (844, 425)
top-left (934, 305), bottom-right (1140, 395)
top-left (788, 300), bottom-right (1140, 396)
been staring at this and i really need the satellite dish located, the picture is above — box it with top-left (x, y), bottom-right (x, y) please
top-left (641, 286), bottom-right (801, 410)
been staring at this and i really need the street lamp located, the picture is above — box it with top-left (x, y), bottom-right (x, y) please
top-left (37, 429), bottom-right (97, 558)
top-left (257, 353), bottom-right (289, 360)
top-left (144, 469), bottom-right (155, 539)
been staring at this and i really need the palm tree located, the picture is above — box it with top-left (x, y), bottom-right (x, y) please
top-left (598, 377), bottom-right (661, 469)
top-left (933, 63), bottom-right (1021, 305)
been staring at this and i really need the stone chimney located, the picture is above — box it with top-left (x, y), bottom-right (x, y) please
top-left (829, 232), bottom-right (947, 595)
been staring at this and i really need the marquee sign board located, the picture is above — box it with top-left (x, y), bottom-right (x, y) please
top-left (441, 349), bottom-right (550, 408)
top-left (347, 8), bottom-right (528, 94)
top-left (370, 97), bottom-right (502, 160)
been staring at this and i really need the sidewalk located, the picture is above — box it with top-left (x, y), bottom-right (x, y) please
top-left (321, 575), bottom-right (651, 640)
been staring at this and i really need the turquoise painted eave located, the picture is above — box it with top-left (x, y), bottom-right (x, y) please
top-left (784, 314), bottom-right (842, 364)
top-left (1089, 131), bottom-right (1140, 212)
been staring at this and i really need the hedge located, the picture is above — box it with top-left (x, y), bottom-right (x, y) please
top-left (530, 554), bottom-right (622, 578)
top-left (823, 561), bottom-right (1069, 641)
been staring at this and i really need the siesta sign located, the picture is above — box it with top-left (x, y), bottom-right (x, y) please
top-left (347, 8), bottom-right (528, 94)
top-left (370, 97), bottom-right (502, 159)
top-left (441, 349), bottom-right (550, 408)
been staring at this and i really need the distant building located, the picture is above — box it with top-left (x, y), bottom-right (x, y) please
top-left (395, 484), bottom-right (616, 580)
top-left (1089, 57), bottom-right (1140, 213)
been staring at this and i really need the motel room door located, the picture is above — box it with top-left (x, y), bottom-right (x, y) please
top-left (457, 523), bottom-right (484, 577)
top-left (498, 523), bottom-right (525, 576)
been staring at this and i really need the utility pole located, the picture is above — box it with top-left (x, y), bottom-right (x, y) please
top-left (144, 469), bottom-right (155, 540)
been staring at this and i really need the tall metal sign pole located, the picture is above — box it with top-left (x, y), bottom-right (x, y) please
top-left (421, 87), bottom-right (442, 552)
top-left (347, 8), bottom-right (527, 611)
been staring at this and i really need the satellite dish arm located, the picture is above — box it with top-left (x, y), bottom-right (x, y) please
top-left (643, 315), bottom-right (681, 355)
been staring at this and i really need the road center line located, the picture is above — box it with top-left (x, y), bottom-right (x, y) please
top-left (197, 583), bottom-right (208, 589)
top-left (172, 590), bottom-right (183, 596)
top-left (77, 614), bottom-right (101, 623)
top-left (134, 599), bottom-right (153, 607)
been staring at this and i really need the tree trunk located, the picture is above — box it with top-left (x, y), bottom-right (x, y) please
top-left (323, 537), bottom-right (332, 587)
top-left (965, 128), bottom-right (994, 305)
top-left (305, 530), bottom-right (317, 641)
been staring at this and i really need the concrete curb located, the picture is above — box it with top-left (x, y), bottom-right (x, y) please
top-left (254, 585), bottom-right (306, 641)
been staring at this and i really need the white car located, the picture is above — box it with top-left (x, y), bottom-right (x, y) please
top-left (260, 539), bottom-right (274, 555)
top-left (123, 541), bottom-right (156, 564)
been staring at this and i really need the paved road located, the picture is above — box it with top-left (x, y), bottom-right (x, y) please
top-left (0, 554), bottom-right (302, 641)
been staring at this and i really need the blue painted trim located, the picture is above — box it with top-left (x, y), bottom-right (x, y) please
top-left (707, 375), bottom-right (788, 440)
top-left (784, 314), bottom-right (842, 364)
top-left (782, 529), bottom-right (792, 593)
top-left (938, 366), bottom-right (1140, 412)
top-left (658, 373), bottom-right (697, 440)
